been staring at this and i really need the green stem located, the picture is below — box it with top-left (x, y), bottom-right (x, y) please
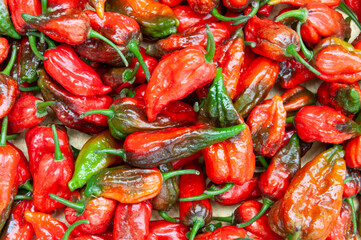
top-left (179, 183), bottom-right (234, 201)
top-left (19, 180), bottom-right (33, 192)
top-left (161, 169), bottom-right (200, 182)
top-left (285, 44), bottom-right (321, 76)
top-left (36, 100), bottom-right (56, 116)
top-left (204, 222), bottom-right (222, 232)
top-left (345, 197), bottom-right (357, 235)
top-left (288, 229), bottom-right (301, 240)
top-left (62, 219), bottom-right (89, 240)
top-left (79, 109), bottom-right (114, 119)
top-left (41, 0), bottom-right (47, 14)
top-left (213, 215), bottom-right (233, 223)
top-left (338, 2), bottom-right (361, 31)
top-left (244, 41), bottom-right (256, 47)
top-left (286, 116), bottom-right (295, 123)
top-left (189, 218), bottom-right (205, 240)
top-left (51, 125), bottom-right (65, 162)
top-left (296, 22), bottom-right (313, 61)
top-left (256, 156), bottom-right (269, 168)
top-left (2, 45), bottom-right (17, 75)
top-left (344, 176), bottom-right (353, 184)
top-left (237, 198), bottom-right (274, 228)
top-left (19, 86), bottom-right (40, 91)
top-left (88, 29), bottom-right (128, 67)
top-left (27, 31), bottom-right (56, 48)
top-left (0, 116), bottom-right (8, 146)
top-left (14, 195), bottom-right (33, 201)
top-left (127, 40), bottom-right (150, 81)
top-left (275, 8), bottom-right (308, 23)
top-left (210, 8), bottom-right (249, 22)
top-left (123, 62), bottom-right (139, 83)
top-left (6, 133), bottom-right (20, 141)
top-left (159, 211), bottom-right (179, 223)
top-left (231, 0), bottom-right (260, 26)
top-left (49, 193), bottom-right (85, 215)
top-left (94, 148), bottom-right (125, 158)
top-left (204, 24), bottom-right (215, 64)
top-left (28, 35), bottom-right (47, 61)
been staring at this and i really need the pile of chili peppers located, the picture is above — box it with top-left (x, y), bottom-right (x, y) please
top-left (1, 0), bottom-right (361, 239)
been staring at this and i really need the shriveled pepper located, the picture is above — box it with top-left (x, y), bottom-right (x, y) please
top-left (113, 201), bottom-right (152, 239)
top-left (84, 165), bottom-right (199, 203)
top-left (0, 37), bottom-right (9, 64)
top-left (233, 57), bottom-right (280, 118)
top-left (317, 82), bottom-right (361, 116)
top-left (268, 0), bottom-right (340, 7)
top-left (268, 145), bottom-right (346, 239)
top-left (295, 106), bottom-right (361, 143)
top-left (0, 0), bottom-right (21, 39)
top-left (326, 202), bottom-right (354, 240)
top-left (281, 86), bottom-right (316, 116)
top-left (343, 168), bottom-right (361, 198)
top-left (247, 95), bottom-right (286, 157)
top-left (8, 0), bottom-right (41, 35)
top-left (179, 161), bottom-right (212, 240)
top-left (105, 0), bottom-right (179, 38)
top-left (147, 220), bottom-right (188, 240)
top-left (194, 226), bottom-right (246, 240)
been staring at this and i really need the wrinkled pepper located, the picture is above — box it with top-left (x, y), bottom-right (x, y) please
top-left (268, 0), bottom-right (340, 7)
top-left (8, 0), bottom-right (41, 35)
top-left (194, 226), bottom-right (246, 240)
top-left (47, 0), bottom-right (87, 11)
top-left (187, 0), bottom-right (219, 14)
top-left (129, 47), bottom-right (158, 84)
top-left (326, 202), bottom-right (354, 240)
top-left (147, 220), bottom-right (188, 240)
top-left (0, 0), bottom-right (21, 39)
top-left (343, 168), bottom-right (361, 198)
top-left (281, 86), bottom-right (316, 116)
top-left (0, 37), bottom-right (9, 64)
top-left (100, 64), bottom-right (140, 93)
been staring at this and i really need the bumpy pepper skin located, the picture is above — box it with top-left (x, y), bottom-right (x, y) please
top-left (145, 46), bottom-right (216, 122)
top-left (68, 130), bottom-right (122, 191)
top-left (268, 0), bottom-right (340, 7)
top-left (233, 201), bottom-right (282, 240)
top-left (0, 38), bottom-right (9, 64)
top-left (48, 0), bottom-right (87, 10)
top-left (8, 0), bottom-right (41, 35)
top-left (281, 86), bottom-right (316, 116)
top-left (105, 0), bottom-right (179, 38)
top-left (38, 69), bottom-right (111, 133)
top-left (317, 82), bottom-right (361, 116)
top-left (0, 199), bottom-right (35, 240)
top-left (113, 201), bottom-right (152, 239)
top-left (0, 73), bottom-right (18, 119)
top-left (147, 221), bottom-right (188, 240)
top-left (259, 134), bottom-right (301, 201)
top-left (194, 226), bottom-right (246, 240)
top-left (345, 135), bottom-right (361, 168)
top-left (0, 0), bottom-right (21, 39)
top-left (129, 48), bottom-right (158, 84)
top-left (294, 106), bottom-right (361, 143)
top-left (233, 57), bottom-right (280, 118)
top-left (247, 95), bottom-right (286, 157)
top-left (187, 0), bottom-right (219, 14)
top-left (326, 202), bottom-right (353, 240)
top-left (84, 165), bottom-right (163, 203)
top-left (24, 211), bottom-right (67, 240)
top-left (245, 16), bottom-right (300, 62)
top-left (343, 168), bottom-right (361, 198)
top-left (44, 45), bottom-right (112, 97)
top-left (223, 0), bottom-right (248, 11)
top-left (268, 145), bottom-right (346, 239)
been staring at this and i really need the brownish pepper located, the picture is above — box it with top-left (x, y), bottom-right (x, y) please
top-left (281, 86), bottom-right (316, 116)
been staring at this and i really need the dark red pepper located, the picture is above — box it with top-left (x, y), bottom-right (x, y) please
top-left (147, 220), bottom-right (188, 240)
top-left (281, 86), bottom-right (316, 116)
top-left (326, 202), bottom-right (354, 240)
top-left (8, 0), bottom-right (41, 35)
top-left (48, 0), bottom-right (87, 11)
top-left (187, 0), bottom-right (219, 14)
top-left (0, 37), bottom-right (9, 64)
top-left (343, 168), bottom-right (361, 198)
top-left (129, 47), bottom-right (158, 84)
top-left (194, 226), bottom-right (246, 239)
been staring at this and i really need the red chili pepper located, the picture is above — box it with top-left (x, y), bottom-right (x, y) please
top-left (247, 95), bottom-right (286, 157)
top-left (187, 0), bottom-right (219, 14)
top-left (160, 0), bottom-right (182, 7)
top-left (220, 11), bottom-right (246, 35)
top-left (281, 86), bottom-right (316, 116)
top-left (48, 0), bottom-right (87, 10)
top-left (147, 220), bottom-right (188, 240)
top-left (194, 226), bottom-right (246, 240)
top-left (295, 106), bottom-right (361, 143)
top-left (8, 0), bottom-right (41, 35)
top-left (345, 135), bottom-right (361, 168)
top-left (179, 161), bottom-right (212, 240)
top-left (343, 168), bottom-right (361, 198)
top-left (268, 0), bottom-right (340, 7)
top-left (129, 47), bottom-right (158, 84)
top-left (0, 37), bottom-right (9, 64)
top-left (326, 202), bottom-right (353, 240)
top-left (172, 152), bottom-right (203, 170)
top-left (24, 211), bottom-right (68, 240)
top-left (344, 0), bottom-right (361, 29)
top-left (223, 0), bottom-right (247, 11)
top-left (12, 142), bottom-right (31, 187)
top-left (173, 5), bottom-right (218, 33)
top-left (113, 201), bottom-right (152, 239)
top-left (71, 235), bottom-right (106, 240)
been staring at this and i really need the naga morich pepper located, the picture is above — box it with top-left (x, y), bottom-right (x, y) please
top-left (326, 202), bottom-right (354, 240)
top-left (268, 0), bottom-right (340, 6)
top-left (105, 0), bottom-right (179, 38)
top-left (222, 0), bottom-right (248, 11)
top-left (281, 86), bottom-right (316, 116)
top-left (268, 145), bottom-right (346, 239)
top-left (47, 0), bottom-right (87, 11)
top-left (83, 165), bottom-right (200, 204)
top-left (187, 0), bottom-right (219, 14)
top-left (194, 226), bottom-right (246, 240)
top-left (0, 38), bottom-right (9, 64)
top-left (148, 220), bottom-right (188, 240)
top-left (343, 168), bottom-right (361, 198)
top-left (233, 56), bottom-right (280, 118)
top-left (129, 47), bottom-right (158, 84)
top-left (159, 0), bottom-right (182, 7)
top-left (0, 0), bottom-right (21, 39)
top-left (179, 161), bottom-right (212, 240)
top-left (8, 0), bottom-right (41, 35)
top-left (295, 106), bottom-right (361, 143)
top-left (113, 201), bottom-right (152, 239)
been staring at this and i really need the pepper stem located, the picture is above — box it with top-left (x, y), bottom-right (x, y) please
top-left (19, 86), bottom-right (41, 91)
top-left (41, 0), bottom-right (47, 14)
top-left (19, 180), bottom-right (33, 192)
top-left (285, 44), bottom-right (321, 76)
top-left (123, 62), bottom-right (140, 83)
top-left (338, 2), bottom-right (361, 31)
top-left (161, 169), bottom-right (200, 182)
top-left (94, 148), bottom-right (125, 159)
top-left (2, 45), bottom-right (17, 75)
top-left (204, 24), bottom-right (215, 64)
top-left (210, 8), bottom-right (250, 22)
top-left (27, 31), bottom-right (56, 49)
top-left (213, 215), bottom-right (233, 223)
top-left (275, 8), bottom-right (308, 23)
top-left (14, 195), bottom-right (33, 201)
top-left (257, 156), bottom-right (269, 168)
top-left (231, 0), bottom-right (260, 26)
top-left (296, 22), bottom-right (313, 61)
top-left (179, 183), bottom-right (234, 201)
top-left (237, 198), bottom-right (274, 228)
top-left (79, 109), bottom-right (114, 119)
top-left (345, 197), bottom-right (357, 235)
top-left (0, 116), bottom-right (8, 146)
top-left (36, 100), bottom-right (56, 117)
top-left (6, 133), bottom-right (20, 141)
top-left (49, 193), bottom-right (85, 215)
top-left (286, 116), bottom-right (295, 123)
top-left (62, 219), bottom-right (89, 240)
top-left (51, 125), bottom-right (65, 162)
top-left (159, 211), bottom-right (179, 223)
top-left (344, 176), bottom-right (353, 184)
top-left (189, 217), bottom-right (205, 240)
top-left (88, 29), bottom-right (128, 67)
top-left (128, 40), bottom-right (150, 81)
top-left (244, 41), bottom-right (256, 47)
top-left (288, 229), bottom-right (301, 240)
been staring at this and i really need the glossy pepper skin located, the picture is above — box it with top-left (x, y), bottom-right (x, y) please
top-left (247, 95), bottom-right (286, 157)
top-left (345, 0), bottom-right (361, 22)
top-left (200, 68), bottom-right (255, 185)
top-left (179, 162), bottom-right (212, 240)
top-left (105, 0), bottom-right (179, 38)
top-left (345, 136), bottom-right (361, 169)
top-left (113, 201), bottom-right (152, 239)
top-left (223, 0), bottom-right (248, 11)
top-left (233, 57), bottom-right (280, 118)
top-left (38, 69), bottom-right (111, 133)
top-left (0, 199), bottom-right (35, 240)
top-left (268, 0), bottom-right (341, 7)
top-left (0, 38), bottom-right (9, 64)
top-left (245, 16), bottom-right (300, 62)
top-left (147, 220), bottom-right (188, 240)
top-left (0, 73), bottom-right (19, 119)
top-left (43, 45), bottom-right (112, 97)
top-left (0, 0), bottom-right (21, 39)
top-left (187, 0), bottom-right (219, 14)
top-left (326, 202), bottom-right (353, 240)
top-left (268, 145), bottom-right (346, 239)
top-left (48, 0), bottom-right (87, 10)
top-left (233, 200), bottom-right (282, 240)
top-left (24, 211), bottom-right (68, 240)
top-left (194, 226), bottom-right (246, 240)
top-left (129, 48), bottom-right (158, 83)
top-left (317, 82), bottom-right (361, 116)
top-left (145, 46), bottom-right (216, 122)
top-left (294, 106), bottom-right (361, 143)
top-left (281, 86), bottom-right (316, 116)
top-left (343, 168), bottom-right (361, 198)
top-left (68, 130), bottom-right (122, 191)
top-left (8, 0), bottom-right (41, 35)
top-left (259, 133), bottom-right (301, 201)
